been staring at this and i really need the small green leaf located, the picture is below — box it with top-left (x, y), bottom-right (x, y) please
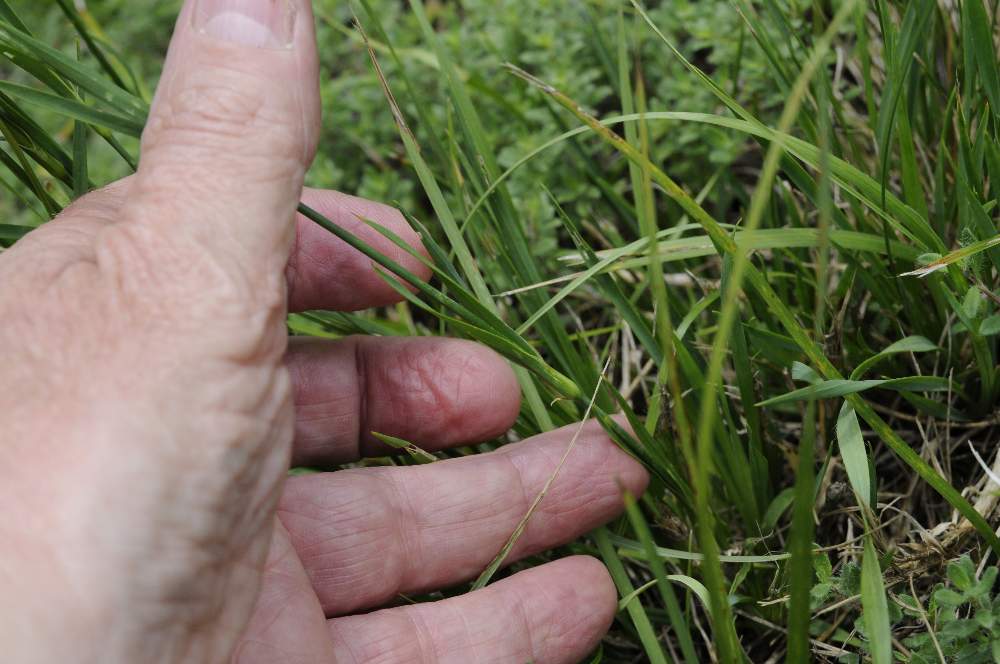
top-left (973, 567), bottom-right (998, 596)
top-left (881, 335), bottom-right (938, 355)
top-left (940, 618), bottom-right (980, 640)
top-left (814, 551), bottom-right (834, 584)
top-left (839, 562), bottom-right (861, 596)
top-left (981, 314), bottom-right (1000, 336)
top-left (934, 588), bottom-right (967, 607)
top-left (851, 335), bottom-right (938, 379)
top-left (964, 286), bottom-right (984, 319)
top-left (948, 556), bottom-right (976, 592)
top-left (837, 403), bottom-right (871, 508)
top-left (791, 361), bottom-right (822, 384)
top-left (810, 582), bottom-right (834, 609)
top-left (903, 632), bottom-right (930, 649)
top-left (762, 487), bottom-right (796, 530)
top-left (896, 593), bottom-right (917, 613)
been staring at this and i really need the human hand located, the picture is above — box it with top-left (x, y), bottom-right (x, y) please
top-left (0, 1), bottom-right (648, 662)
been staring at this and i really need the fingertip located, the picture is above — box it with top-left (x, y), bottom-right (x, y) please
top-left (551, 555), bottom-right (618, 612)
top-left (616, 441), bottom-right (651, 499)
top-left (522, 556), bottom-right (618, 661)
top-left (325, 555), bottom-right (619, 664)
top-left (598, 415), bottom-right (649, 497)
top-left (459, 340), bottom-right (522, 438)
top-left (529, 418), bottom-right (650, 498)
top-left (575, 556), bottom-right (621, 651)
top-left (362, 337), bottom-right (521, 451)
top-left (290, 188), bottom-right (431, 312)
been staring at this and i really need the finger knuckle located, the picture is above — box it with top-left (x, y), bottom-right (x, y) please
top-left (144, 67), bottom-right (305, 168)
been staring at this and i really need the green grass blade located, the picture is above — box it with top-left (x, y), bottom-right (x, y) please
top-left (54, 0), bottom-right (128, 91)
top-left (0, 0), bottom-right (27, 32)
top-left (0, 118), bottom-right (62, 216)
top-left (837, 403), bottom-right (871, 508)
top-left (299, 203), bottom-right (579, 398)
top-left (0, 20), bottom-right (147, 119)
top-left (370, 432), bottom-right (437, 464)
top-left (594, 527), bottom-right (671, 664)
top-left (874, 0), bottom-right (934, 205)
top-left (0, 91), bottom-right (74, 184)
top-left (965, 0), bottom-right (1000, 124)
top-left (355, 20), bottom-right (492, 306)
top-left (757, 376), bottom-right (950, 406)
top-left (622, 492), bottom-right (699, 664)
top-left (507, 70), bottom-right (1000, 560)
top-left (900, 233), bottom-right (1000, 277)
top-left (689, 8), bottom-right (857, 659)
top-left (608, 533), bottom-right (791, 563)
top-left (353, 17), bottom-right (561, 430)
top-left (0, 222), bottom-right (33, 244)
top-left (785, 401), bottom-right (817, 663)
top-left (0, 79), bottom-right (143, 136)
top-left (850, 335), bottom-right (937, 380)
top-left (72, 117), bottom-right (87, 199)
top-left (861, 535), bottom-right (892, 664)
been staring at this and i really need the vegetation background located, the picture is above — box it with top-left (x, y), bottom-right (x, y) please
top-left (3, 0), bottom-right (1000, 661)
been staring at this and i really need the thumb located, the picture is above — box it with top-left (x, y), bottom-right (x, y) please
top-left (123, 0), bottom-right (319, 274)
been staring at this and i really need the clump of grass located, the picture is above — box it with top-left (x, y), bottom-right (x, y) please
top-left (4, 0), bottom-right (1000, 661)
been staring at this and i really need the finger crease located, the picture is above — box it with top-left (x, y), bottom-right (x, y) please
top-left (387, 475), bottom-right (422, 596)
top-left (407, 607), bottom-right (438, 664)
top-left (513, 588), bottom-right (540, 664)
top-left (499, 452), bottom-right (536, 549)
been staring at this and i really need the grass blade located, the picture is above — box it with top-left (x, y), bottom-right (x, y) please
top-left (622, 492), bottom-right (699, 664)
top-left (861, 535), bottom-right (892, 664)
top-left (785, 401), bottom-right (818, 662)
top-left (0, 79), bottom-right (143, 136)
top-left (594, 527), bottom-right (670, 664)
top-left (837, 403), bottom-right (871, 508)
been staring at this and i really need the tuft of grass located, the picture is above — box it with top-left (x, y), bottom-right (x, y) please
top-left (5, 1), bottom-right (1000, 660)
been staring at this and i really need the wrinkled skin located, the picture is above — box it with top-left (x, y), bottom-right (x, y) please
top-left (0, 1), bottom-right (648, 662)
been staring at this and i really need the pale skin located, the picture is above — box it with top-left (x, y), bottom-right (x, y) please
top-left (0, 1), bottom-right (649, 662)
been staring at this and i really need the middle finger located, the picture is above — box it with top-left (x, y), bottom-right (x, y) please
top-left (277, 420), bottom-right (648, 616)
top-left (286, 335), bottom-right (521, 466)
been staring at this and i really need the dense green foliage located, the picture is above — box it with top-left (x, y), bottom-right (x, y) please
top-left (4, 0), bottom-right (1000, 661)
